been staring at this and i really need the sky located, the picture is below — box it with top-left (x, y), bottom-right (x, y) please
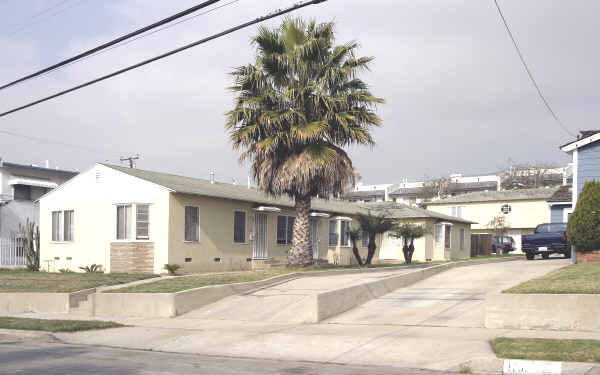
top-left (0, 0), bottom-right (596, 185)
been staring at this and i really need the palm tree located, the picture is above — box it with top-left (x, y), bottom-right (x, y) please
top-left (347, 227), bottom-right (364, 266)
top-left (356, 211), bottom-right (394, 265)
top-left (390, 223), bottom-right (428, 264)
top-left (226, 18), bottom-right (384, 266)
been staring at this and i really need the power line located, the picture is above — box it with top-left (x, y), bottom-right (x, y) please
top-left (6, 0), bottom-right (87, 37)
top-left (8, 0), bottom-right (244, 87)
top-left (0, 0), bottom-right (328, 118)
top-left (0, 0), bottom-right (224, 91)
top-left (0, 129), bottom-right (106, 155)
top-left (493, 0), bottom-right (575, 137)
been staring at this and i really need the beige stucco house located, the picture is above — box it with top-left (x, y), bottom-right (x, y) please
top-left (425, 187), bottom-right (561, 252)
top-left (39, 164), bottom-right (473, 274)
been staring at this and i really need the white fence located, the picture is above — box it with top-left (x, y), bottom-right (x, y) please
top-left (0, 237), bottom-right (26, 268)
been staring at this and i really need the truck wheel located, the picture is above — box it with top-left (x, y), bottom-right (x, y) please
top-left (526, 252), bottom-right (534, 260)
top-left (542, 253), bottom-right (550, 260)
top-left (564, 250), bottom-right (572, 259)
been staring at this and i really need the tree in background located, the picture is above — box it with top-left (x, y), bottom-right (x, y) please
top-left (487, 215), bottom-right (509, 254)
top-left (567, 180), bottom-right (600, 252)
top-left (417, 176), bottom-right (451, 202)
top-left (356, 211), bottom-right (394, 265)
top-left (500, 161), bottom-right (561, 190)
top-left (390, 223), bottom-right (428, 264)
top-left (226, 18), bottom-right (384, 266)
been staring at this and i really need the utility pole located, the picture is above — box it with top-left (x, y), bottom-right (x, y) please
top-left (120, 154), bottom-right (140, 168)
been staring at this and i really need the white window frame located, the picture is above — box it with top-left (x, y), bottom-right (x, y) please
top-left (328, 219), bottom-right (339, 247)
top-left (340, 220), bottom-right (351, 248)
top-left (51, 210), bottom-right (74, 243)
top-left (276, 215), bottom-right (295, 245)
top-left (184, 205), bottom-right (200, 242)
top-left (136, 204), bottom-right (150, 240)
top-left (233, 210), bottom-right (247, 244)
top-left (434, 224), bottom-right (442, 248)
top-left (116, 204), bottom-right (132, 240)
top-left (114, 203), bottom-right (152, 242)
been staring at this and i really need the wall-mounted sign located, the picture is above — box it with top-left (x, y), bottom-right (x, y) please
top-left (501, 204), bottom-right (512, 214)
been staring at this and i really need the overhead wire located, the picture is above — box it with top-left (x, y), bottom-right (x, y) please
top-left (6, 0), bottom-right (87, 37)
top-left (493, 0), bottom-right (575, 137)
top-left (0, 0), bottom-right (328, 118)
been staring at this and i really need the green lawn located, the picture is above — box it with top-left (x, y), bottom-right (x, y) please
top-left (491, 337), bottom-right (600, 363)
top-left (0, 317), bottom-right (124, 332)
top-left (0, 269), bottom-right (157, 293)
top-left (504, 262), bottom-right (600, 294)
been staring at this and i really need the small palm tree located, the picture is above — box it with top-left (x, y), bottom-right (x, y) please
top-left (390, 223), bottom-right (428, 264)
top-left (226, 18), bottom-right (384, 266)
top-left (357, 211), bottom-right (394, 265)
top-left (347, 227), bottom-right (363, 266)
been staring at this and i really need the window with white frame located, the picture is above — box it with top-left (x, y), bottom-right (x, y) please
top-left (234, 211), bottom-right (246, 243)
top-left (184, 206), bottom-right (200, 242)
top-left (445, 225), bottom-right (452, 249)
top-left (276, 215), bottom-right (294, 244)
top-left (52, 210), bottom-right (74, 242)
top-left (136, 205), bottom-right (150, 240)
top-left (116, 205), bottom-right (132, 240)
top-left (460, 228), bottom-right (465, 250)
top-left (434, 224), bottom-right (442, 248)
top-left (328, 219), bottom-right (338, 246)
top-left (449, 206), bottom-right (467, 218)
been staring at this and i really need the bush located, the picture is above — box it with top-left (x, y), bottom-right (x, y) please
top-left (567, 180), bottom-right (600, 251)
top-left (163, 264), bottom-right (181, 275)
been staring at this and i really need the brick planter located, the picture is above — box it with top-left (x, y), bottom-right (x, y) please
top-left (576, 250), bottom-right (600, 263)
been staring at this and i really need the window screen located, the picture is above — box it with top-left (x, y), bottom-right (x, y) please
top-left (136, 205), bottom-right (149, 240)
top-left (234, 211), bottom-right (246, 243)
top-left (185, 206), bottom-right (199, 242)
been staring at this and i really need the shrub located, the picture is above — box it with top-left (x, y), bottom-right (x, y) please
top-left (79, 264), bottom-right (103, 273)
top-left (58, 268), bottom-right (73, 273)
top-left (163, 264), bottom-right (181, 275)
top-left (567, 180), bottom-right (600, 251)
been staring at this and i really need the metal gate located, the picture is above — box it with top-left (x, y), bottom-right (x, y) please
top-left (0, 237), bottom-right (26, 268)
top-left (310, 220), bottom-right (319, 259)
top-left (253, 213), bottom-right (268, 259)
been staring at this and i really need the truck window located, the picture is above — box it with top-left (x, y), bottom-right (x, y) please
top-left (535, 225), bottom-right (548, 233)
top-left (548, 223), bottom-right (567, 232)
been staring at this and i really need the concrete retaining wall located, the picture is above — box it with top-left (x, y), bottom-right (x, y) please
top-left (485, 293), bottom-right (600, 331)
top-left (0, 293), bottom-right (71, 313)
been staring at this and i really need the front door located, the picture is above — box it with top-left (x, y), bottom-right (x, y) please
top-left (253, 213), bottom-right (268, 259)
top-left (311, 219), bottom-right (319, 259)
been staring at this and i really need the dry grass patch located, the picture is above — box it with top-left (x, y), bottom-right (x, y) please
top-left (491, 337), bottom-right (600, 363)
top-left (0, 269), bottom-right (157, 293)
top-left (504, 262), bottom-right (600, 294)
top-left (0, 317), bottom-right (124, 332)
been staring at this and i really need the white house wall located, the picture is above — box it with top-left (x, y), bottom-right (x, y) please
top-left (39, 164), bottom-right (170, 273)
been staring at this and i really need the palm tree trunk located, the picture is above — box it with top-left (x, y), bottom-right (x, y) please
top-left (365, 234), bottom-right (377, 265)
top-left (351, 240), bottom-right (363, 266)
top-left (288, 195), bottom-right (314, 267)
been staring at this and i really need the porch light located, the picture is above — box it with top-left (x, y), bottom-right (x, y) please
top-left (254, 206), bottom-right (281, 212)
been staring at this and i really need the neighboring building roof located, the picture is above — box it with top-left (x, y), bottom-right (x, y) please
top-left (425, 186), bottom-right (561, 205)
top-left (548, 185), bottom-right (572, 203)
top-left (0, 161), bottom-right (78, 177)
top-left (388, 187), bottom-right (423, 197)
top-left (345, 189), bottom-right (385, 199)
top-left (447, 181), bottom-right (497, 192)
top-left (361, 202), bottom-right (476, 224)
top-left (101, 164), bottom-right (474, 225)
top-left (103, 164), bottom-right (364, 216)
top-left (561, 130), bottom-right (600, 152)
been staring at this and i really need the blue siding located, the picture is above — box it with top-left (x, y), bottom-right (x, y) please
top-left (550, 204), bottom-right (570, 223)
top-left (578, 142), bottom-right (600, 197)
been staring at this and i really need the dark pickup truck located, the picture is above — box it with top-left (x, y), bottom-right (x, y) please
top-left (522, 223), bottom-right (571, 260)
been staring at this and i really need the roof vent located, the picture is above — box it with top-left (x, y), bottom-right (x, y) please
top-left (95, 171), bottom-right (101, 183)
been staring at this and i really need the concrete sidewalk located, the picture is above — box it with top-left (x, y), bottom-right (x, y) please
top-left (44, 258), bottom-right (600, 374)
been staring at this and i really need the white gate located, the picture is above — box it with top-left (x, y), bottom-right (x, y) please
top-left (0, 237), bottom-right (27, 268)
top-left (253, 213), bottom-right (268, 259)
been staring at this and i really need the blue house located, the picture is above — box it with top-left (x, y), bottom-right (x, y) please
top-left (561, 130), bottom-right (600, 208)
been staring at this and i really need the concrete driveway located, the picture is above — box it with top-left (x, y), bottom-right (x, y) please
top-left (53, 258), bottom-right (600, 374)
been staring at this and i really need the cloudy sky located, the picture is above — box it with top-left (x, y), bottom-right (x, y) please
top-left (0, 0), bottom-right (596, 184)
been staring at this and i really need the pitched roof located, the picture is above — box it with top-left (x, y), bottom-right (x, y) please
top-left (425, 186), bottom-right (560, 205)
top-left (1, 161), bottom-right (78, 177)
top-left (548, 185), bottom-right (572, 203)
top-left (359, 202), bottom-right (476, 224)
top-left (102, 164), bottom-right (363, 215)
top-left (560, 130), bottom-right (600, 150)
top-left (345, 189), bottom-right (386, 199)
